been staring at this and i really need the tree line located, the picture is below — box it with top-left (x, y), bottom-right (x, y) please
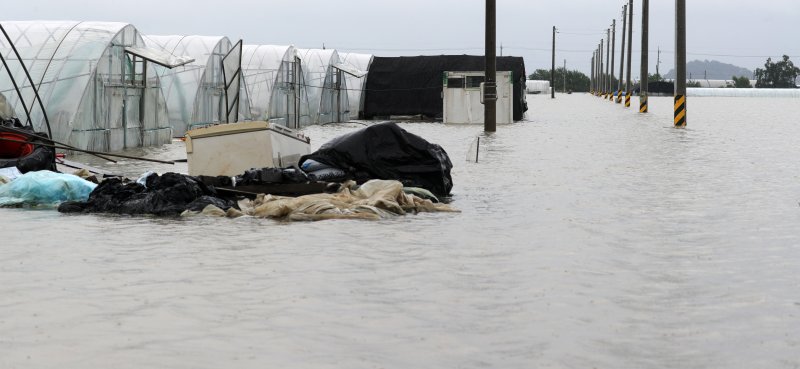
top-left (529, 55), bottom-right (799, 91)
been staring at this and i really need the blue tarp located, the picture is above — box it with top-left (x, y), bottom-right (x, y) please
top-left (0, 171), bottom-right (97, 207)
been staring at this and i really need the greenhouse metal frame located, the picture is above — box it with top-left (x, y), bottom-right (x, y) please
top-left (145, 35), bottom-right (250, 137)
top-left (0, 21), bottom-right (184, 151)
top-left (241, 44), bottom-right (311, 129)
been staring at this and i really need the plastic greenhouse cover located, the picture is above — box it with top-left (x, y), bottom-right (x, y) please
top-left (332, 63), bottom-right (367, 78)
top-left (124, 46), bottom-right (194, 68)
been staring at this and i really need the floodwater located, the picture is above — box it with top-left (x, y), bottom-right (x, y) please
top-left (2, 94), bottom-right (800, 368)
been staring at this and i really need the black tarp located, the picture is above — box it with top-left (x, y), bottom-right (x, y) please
top-left (58, 172), bottom-right (238, 216)
top-left (363, 55), bottom-right (528, 121)
top-left (299, 122), bottom-right (453, 196)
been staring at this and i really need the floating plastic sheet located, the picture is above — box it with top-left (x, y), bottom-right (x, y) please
top-left (0, 170), bottom-right (96, 207)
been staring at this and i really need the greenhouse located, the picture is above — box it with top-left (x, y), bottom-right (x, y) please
top-left (339, 53), bottom-right (373, 120)
top-left (241, 45), bottom-right (311, 129)
top-left (297, 48), bottom-right (350, 124)
top-left (0, 21), bottom-right (186, 151)
top-left (144, 35), bottom-right (250, 137)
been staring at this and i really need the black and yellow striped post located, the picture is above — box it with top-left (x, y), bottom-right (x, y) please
top-left (624, 0), bottom-right (633, 108)
top-left (639, 95), bottom-right (648, 113)
top-left (674, 0), bottom-right (687, 128)
top-left (674, 95), bottom-right (686, 127)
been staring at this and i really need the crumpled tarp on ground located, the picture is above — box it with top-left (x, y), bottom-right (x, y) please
top-left (182, 179), bottom-right (459, 221)
top-left (299, 122), bottom-right (454, 197)
top-left (58, 172), bottom-right (238, 216)
top-left (0, 170), bottom-right (97, 207)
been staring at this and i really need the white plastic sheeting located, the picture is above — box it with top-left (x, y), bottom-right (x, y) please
top-left (0, 21), bottom-right (173, 151)
top-left (687, 88), bottom-right (800, 98)
top-left (144, 35), bottom-right (251, 137)
top-left (339, 53), bottom-right (373, 120)
top-left (526, 80), bottom-right (550, 94)
top-left (297, 49), bottom-right (349, 124)
top-left (241, 45), bottom-right (311, 129)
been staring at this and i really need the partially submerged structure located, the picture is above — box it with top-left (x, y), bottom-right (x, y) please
top-left (296, 49), bottom-right (349, 124)
top-left (363, 55), bottom-right (528, 121)
top-left (241, 45), bottom-right (311, 129)
top-left (0, 21), bottom-right (186, 151)
top-left (144, 35), bottom-right (250, 137)
top-left (339, 53), bottom-right (373, 119)
top-left (444, 71), bottom-right (513, 124)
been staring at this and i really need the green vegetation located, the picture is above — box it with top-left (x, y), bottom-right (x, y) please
top-left (529, 68), bottom-right (590, 92)
top-left (687, 80), bottom-right (702, 88)
top-left (648, 73), bottom-right (663, 82)
top-left (755, 55), bottom-right (800, 88)
top-left (730, 76), bottom-right (752, 88)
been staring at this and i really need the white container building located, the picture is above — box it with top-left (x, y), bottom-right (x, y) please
top-left (444, 71), bottom-right (513, 125)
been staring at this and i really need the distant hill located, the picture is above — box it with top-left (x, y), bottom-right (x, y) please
top-left (664, 60), bottom-right (753, 80)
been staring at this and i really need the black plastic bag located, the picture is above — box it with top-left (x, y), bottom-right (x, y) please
top-left (299, 122), bottom-right (453, 196)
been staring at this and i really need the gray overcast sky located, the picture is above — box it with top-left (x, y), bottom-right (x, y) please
top-left (4, 0), bottom-right (800, 78)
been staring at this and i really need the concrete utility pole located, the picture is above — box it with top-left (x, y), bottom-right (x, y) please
top-left (640, 0), bottom-right (649, 113)
top-left (484, 0), bottom-right (497, 132)
top-left (625, 0), bottom-right (634, 107)
top-left (604, 28), bottom-right (613, 99)
top-left (675, 0), bottom-right (687, 127)
top-left (617, 4), bottom-right (627, 103)
top-left (599, 38), bottom-right (604, 97)
top-left (551, 26), bottom-right (556, 99)
top-left (563, 59), bottom-right (567, 93)
top-left (610, 19), bottom-right (616, 102)
top-left (591, 55), bottom-right (595, 94)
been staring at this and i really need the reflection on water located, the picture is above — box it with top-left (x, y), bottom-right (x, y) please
top-left (2, 95), bottom-right (800, 368)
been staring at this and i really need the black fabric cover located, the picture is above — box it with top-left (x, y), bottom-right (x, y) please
top-left (363, 55), bottom-right (528, 121)
top-left (299, 122), bottom-right (453, 196)
top-left (58, 172), bottom-right (238, 216)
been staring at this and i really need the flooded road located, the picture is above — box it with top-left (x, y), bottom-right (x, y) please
top-left (2, 94), bottom-right (800, 368)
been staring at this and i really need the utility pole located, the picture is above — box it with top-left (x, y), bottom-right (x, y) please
top-left (599, 38), bottom-right (604, 97)
top-left (563, 59), bottom-right (567, 93)
top-left (656, 47), bottom-right (661, 78)
top-left (551, 26), bottom-right (556, 99)
top-left (617, 4), bottom-right (627, 103)
top-left (604, 28), bottom-right (612, 99)
top-left (484, 0), bottom-right (497, 132)
top-left (640, 0), bottom-right (649, 113)
top-left (625, 0), bottom-right (633, 108)
top-left (591, 55), bottom-right (595, 94)
top-left (610, 19), bottom-right (616, 102)
top-left (675, 0), bottom-right (687, 127)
